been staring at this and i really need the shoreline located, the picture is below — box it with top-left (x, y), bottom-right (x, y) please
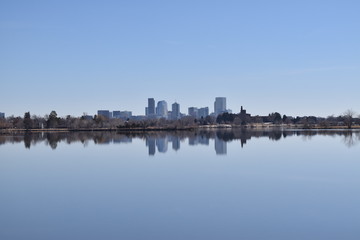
top-left (1, 124), bottom-right (360, 134)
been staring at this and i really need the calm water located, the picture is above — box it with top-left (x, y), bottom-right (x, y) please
top-left (1, 130), bottom-right (360, 240)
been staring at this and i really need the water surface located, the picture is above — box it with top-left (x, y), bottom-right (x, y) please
top-left (1, 130), bottom-right (360, 240)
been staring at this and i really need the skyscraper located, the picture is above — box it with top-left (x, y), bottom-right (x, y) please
top-left (0, 112), bottom-right (4, 119)
top-left (171, 102), bottom-right (180, 120)
top-left (147, 98), bottom-right (155, 117)
top-left (156, 100), bottom-right (168, 118)
top-left (214, 97), bottom-right (226, 116)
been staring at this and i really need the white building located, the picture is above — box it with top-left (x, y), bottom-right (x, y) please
top-left (156, 100), bottom-right (168, 118)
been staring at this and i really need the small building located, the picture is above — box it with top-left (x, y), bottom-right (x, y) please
top-left (82, 115), bottom-right (93, 120)
top-left (198, 107), bottom-right (209, 118)
top-left (188, 107), bottom-right (198, 118)
top-left (113, 111), bottom-right (132, 120)
top-left (121, 111), bottom-right (132, 119)
top-left (97, 110), bottom-right (111, 119)
top-left (188, 107), bottom-right (209, 119)
top-left (239, 106), bottom-right (251, 118)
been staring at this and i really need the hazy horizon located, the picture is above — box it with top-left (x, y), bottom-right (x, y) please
top-left (1, 1), bottom-right (359, 117)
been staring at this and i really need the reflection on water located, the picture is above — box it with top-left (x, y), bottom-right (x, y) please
top-left (1, 129), bottom-right (360, 155)
top-left (2, 129), bottom-right (360, 240)
top-left (215, 137), bottom-right (227, 155)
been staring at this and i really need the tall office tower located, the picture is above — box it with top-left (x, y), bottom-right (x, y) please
top-left (198, 107), bottom-right (209, 118)
top-left (0, 112), bottom-right (4, 119)
top-left (188, 107), bottom-right (198, 118)
top-left (214, 97), bottom-right (226, 116)
top-left (156, 100), bottom-right (168, 118)
top-left (147, 98), bottom-right (155, 116)
top-left (171, 102), bottom-right (180, 120)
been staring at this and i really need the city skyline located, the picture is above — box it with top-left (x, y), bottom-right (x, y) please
top-left (98, 97), bottom-right (224, 120)
top-left (2, 2), bottom-right (360, 239)
top-left (1, 1), bottom-right (360, 117)
top-left (0, 94), bottom-right (359, 119)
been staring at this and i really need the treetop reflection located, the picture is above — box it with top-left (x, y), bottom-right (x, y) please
top-left (0, 130), bottom-right (359, 155)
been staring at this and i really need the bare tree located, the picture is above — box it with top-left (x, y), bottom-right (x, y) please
top-left (343, 109), bottom-right (356, 129)
top-left (342, 132), bottom-right (359, 147)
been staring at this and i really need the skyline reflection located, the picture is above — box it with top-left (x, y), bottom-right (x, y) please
top-left (0, 129), bottom-right (359, 155)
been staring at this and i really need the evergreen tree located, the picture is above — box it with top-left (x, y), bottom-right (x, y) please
top-left (47, 111), bottom-right (58, 128)
top-left (23, 112), bottom-right (33, 130)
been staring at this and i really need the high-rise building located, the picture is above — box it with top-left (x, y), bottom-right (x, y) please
top-left (147, 98), bottom-right (155, 116)
top-left (188, 107), bottom-right (198, 118)
top-left (97, 110), bottom-right (111, 119)
top-left (214, 97), bottom-right (226, 116)
top-left (0, 112), bottom-right (4, 119)
top-left (171, 102), bottom-right (180, 120)
top-left (156, 100), bottom-right (168, 118)
top-left (198, 107), bottom-right (209, 118)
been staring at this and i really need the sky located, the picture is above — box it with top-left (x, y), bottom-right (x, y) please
top-left (1, 0), bottom-right (359, 118)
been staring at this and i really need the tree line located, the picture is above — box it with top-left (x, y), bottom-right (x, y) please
top-left (0, 110), bottom-right (359, 130)
top-left (215, 109), bottom-right (359, 129)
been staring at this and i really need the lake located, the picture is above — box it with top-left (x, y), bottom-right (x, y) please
top-left (1, 130), bottom-right (360, 240)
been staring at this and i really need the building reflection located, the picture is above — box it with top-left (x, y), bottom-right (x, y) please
top-left (113, 136), bottom-right (132, 144)
top-left (188, 135), bottom-right (210, 146)
top-left (146, 137), bottom-right (156, 156)
top-left (156, 137), bottom-right (168, 153)
top-left (171, 136), bottom-right (180, 151)
top-left (1, 129), bottom-right (359, 154)
top-left (215, 137), bottom-right (227, 155)
top-left (146, 135), bottom-right (181, 155)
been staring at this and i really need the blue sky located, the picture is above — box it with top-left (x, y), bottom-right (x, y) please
top-left (1, 0), bottom-right (359, 117)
